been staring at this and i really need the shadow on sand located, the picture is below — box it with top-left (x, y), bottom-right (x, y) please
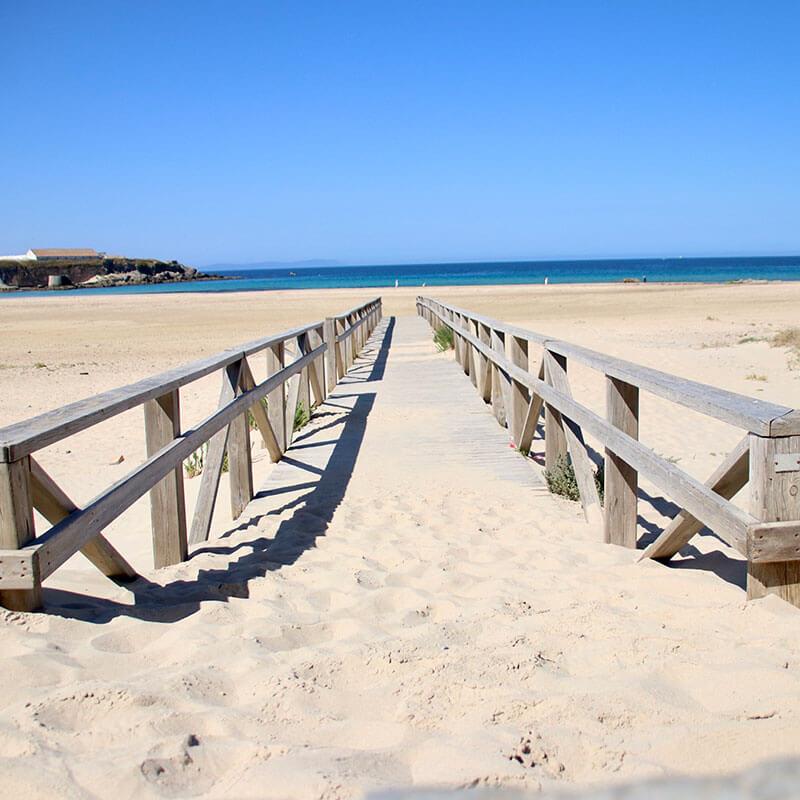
top-left (45, 318), bottom-right (395, 622)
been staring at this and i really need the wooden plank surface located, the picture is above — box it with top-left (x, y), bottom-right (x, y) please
top-left (144, 390), bottom-right (188, 568)
top-left (604, 377), bottom-right (639, 547)
top-left (747, 433), bottom-right (800, 604)
top-left (0, 458), bottom-right (40, 609)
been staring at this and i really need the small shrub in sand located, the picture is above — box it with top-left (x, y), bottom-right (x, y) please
top-left (544, 454), bottom-right (604, 504)
top-left (772, 327), bottom-right (800, 367)
top-left (184, 444), bottom-right (229, 478)
top-left (294, 401), bottom-right (310, 432)
top-left (746, 373), bottom-right (767, 382)
top-left (433, 326), bottom-right (455, 352)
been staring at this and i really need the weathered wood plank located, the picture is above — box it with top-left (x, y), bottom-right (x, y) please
top-left (477, 323), bottom-right (492, 403)
top-left (0, 321), bottom-right (328, 463)
top-left (144, 389), bottom-right (188, 568)
top-left (323, 318), bottom-right (337, 393)
top-left (227, 360), bottom-right (253, 520)
top-left (419, 297), bottom-right (796, 436)
top-left (639, 436), bottom-right (749, 561)
top-left (490, 328), bottom-right (509, 427)
top-left (424, 308), bottom-right (755, 550)
top-left (188, 360), bottom-right (241, 546)
top-left (506, 335), bottom-right (529, 446)
top-left (544, 350), bottom-right (603, 528)
top-left (13, 343), bottom-right (325, 577)
top-left (29, 458), bottom-right (136, 580)
top-left (748, 521), bottom-right (800, 563)
top-left (0, 458), bottom-right (41, 609)
top-left (240, 360), bottom-right (282, 463)
top-left (604, 377), bottom-right (639, 547)
top-left (747, 433), bottom-right (800, 605)
top-left (266, 342), bottom-right (287, 453)
top-left (517, 360), bottom-right (545, 454)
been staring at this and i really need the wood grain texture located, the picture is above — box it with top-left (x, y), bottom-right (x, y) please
top-left (506, 335), bottom-right (529, 446)
top-left (490, 328), bottom-right (509, 428)
top-left (0, 457), bottom-right (41, 609)
top-left (544, 350), bottom-right (602, 528)
top-left (240, 360), bottom-right (282, 463)
top-left (518, 360), bottom-right (545, 454)
top-left (604, 377), bottom-right (639, 547)
top-left (144, 390), bottom-right (188, 568)
top-left (748, 521), bottom-right (800, 563)
top-left (227, 363), bottom-right (253, 520)
top-left (747, 433), bottom-right (800, 605)
top-left (639, 436), bottom-right (749, 561)
top-left (266, 342), bottom-right (287, 453)
top-left (29, 457), bottom-right (136, 580)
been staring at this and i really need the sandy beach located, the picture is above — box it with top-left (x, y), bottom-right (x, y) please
top-left (1, 281), bottom-right (800, 798)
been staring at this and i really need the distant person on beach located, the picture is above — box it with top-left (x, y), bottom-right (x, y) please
top-left (643, 275), bottom-right (647, 283)
top-left (544, 276), bottom-right (549, 285)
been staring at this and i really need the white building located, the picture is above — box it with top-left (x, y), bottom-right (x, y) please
top-left (0, 248), bottom-right (102, 262)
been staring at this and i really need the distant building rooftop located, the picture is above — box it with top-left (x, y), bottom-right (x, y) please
top-left (29, 248), bottom-right (99, 258)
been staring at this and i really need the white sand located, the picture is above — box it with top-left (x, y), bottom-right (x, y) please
top-left (0, 283), bottom-right (799, 797)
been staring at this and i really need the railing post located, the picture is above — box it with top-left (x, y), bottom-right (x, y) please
top-left (604, 377), bottom-right (639, 547)
top-left (467, 319), bottom-right (479, 388)
top-left (477, 323), bottom-right (492, 403)
top-left (544, 349), bottom-right (568, 469)
top-left (747, 433), bottom-right (800, 606)
top-left (335, 318), bottom-right (346, 379)
top-left (228, 358), bottom-right (254, 519)
top-left (0, 457), bottom-right (41, 611)
top-left (506, 334), bottom-right (529, 446)
top-left (266, 342), bottom-right (287, 453)
top-left (490, 328), bottom-right (508, 426)
top-left (324, 318), bottom-right (337, 394)
top-left (144, 389), bottom-right (188, 567)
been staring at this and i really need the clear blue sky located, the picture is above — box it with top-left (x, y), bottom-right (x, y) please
top-left (2, 1), bottom-right (799, 266)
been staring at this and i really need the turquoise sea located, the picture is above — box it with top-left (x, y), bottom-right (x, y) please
top-left (3, 255), bottom-right (800, 297)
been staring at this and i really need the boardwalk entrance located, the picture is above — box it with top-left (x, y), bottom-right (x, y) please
top-left (243, 314), bottom-right (546, 563)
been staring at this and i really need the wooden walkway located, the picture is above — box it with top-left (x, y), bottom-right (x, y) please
top-left (237, 315), bottom-right (546, 562)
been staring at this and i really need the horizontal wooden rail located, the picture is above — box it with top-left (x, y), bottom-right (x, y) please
top-left (420, 298), bottom-right (797, 437)
top-left (417, 295), bottom-right (800, 609)
top-left (0, 297), bottom-right (383, 610)
top-left (0, 322), bottom-right (324, 463)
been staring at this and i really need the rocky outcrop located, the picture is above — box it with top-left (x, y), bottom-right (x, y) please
top-left (0, 257), bottom-right (221, 290)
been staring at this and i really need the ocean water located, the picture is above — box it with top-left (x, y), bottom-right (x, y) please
top-left (3, 255), bottom-right (800, 298)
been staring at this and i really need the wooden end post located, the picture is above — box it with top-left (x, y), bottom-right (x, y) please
top-left (506, 335), bottom-right (529, 446)
top-left (604, 377), bottom-right (639, 547)
top-left (544, 350), bottom-right (568, 470)
top-left (266, 342), bottom-right (287, 453)
top-left (324, 318), bottom-right (337, 394)
top-left (0, 457), bottom-right (41, 611)
top-left (144, 389), bottom-right (188, 567)
top-left (747, 433), bottom-right (800, 606)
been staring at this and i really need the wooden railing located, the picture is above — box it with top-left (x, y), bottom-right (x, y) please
top-left (0, 298), bottom-right (382, 611)
top-left (417, 296), bottom-right (800, 608)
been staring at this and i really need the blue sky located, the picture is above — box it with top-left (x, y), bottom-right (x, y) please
top-left (1, 1), bottom-right (798, 266)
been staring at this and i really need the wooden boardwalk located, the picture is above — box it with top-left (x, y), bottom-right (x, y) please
top-left (240, 315), bottom-right (546, 547)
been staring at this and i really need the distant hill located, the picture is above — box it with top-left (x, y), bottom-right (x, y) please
top-left (204, 259), bottom-right (341, 271)
top-left (0, 257), bottom-right (220, 290)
